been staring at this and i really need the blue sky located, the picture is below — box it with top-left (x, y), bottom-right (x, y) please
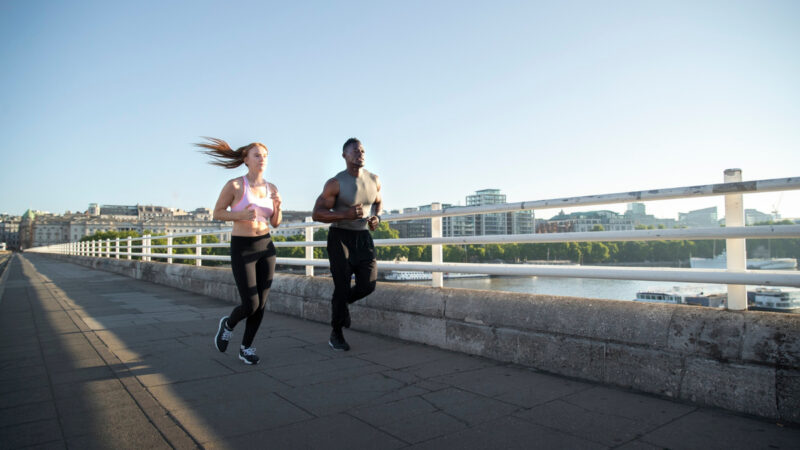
top-left (1, 1), bottom-right (798, 222)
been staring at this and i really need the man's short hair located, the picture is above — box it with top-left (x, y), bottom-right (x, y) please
top-left (343, 137), bottom-right (361, 152)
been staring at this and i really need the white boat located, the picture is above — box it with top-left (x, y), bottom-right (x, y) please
top-left (383, 270), bottom-right (487, 281)
top-left (635, 286), bottom-right (726, 308)
top-left (748, 287), bottom-right (800, 313)
top-left (689, 252), bottom-right (797, 270)
top-left (384, 271), bottom-right (431, 281)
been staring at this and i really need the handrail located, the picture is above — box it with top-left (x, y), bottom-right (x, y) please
top-left (278, 176), bottom-right (800, 228)
top-left (25, 170), bottom-right (800, 310)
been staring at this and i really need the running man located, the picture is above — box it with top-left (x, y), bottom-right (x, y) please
top-left (312, 137), bottom-right (382, 351)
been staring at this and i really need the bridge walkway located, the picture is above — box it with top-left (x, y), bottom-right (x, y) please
top-left (1, 254), bottom-right (798, 449)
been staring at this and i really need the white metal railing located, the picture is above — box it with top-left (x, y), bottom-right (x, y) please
top-left (26, 170), bottom-right (800, 311)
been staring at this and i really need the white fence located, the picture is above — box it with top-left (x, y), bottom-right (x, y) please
top-left (27, 170), bottom-right (800, 310)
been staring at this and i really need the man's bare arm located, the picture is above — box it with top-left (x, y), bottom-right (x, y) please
top-left (311, 178), bottom-right (363, 223)
top-left (367, 176), bottom-right (382, 231)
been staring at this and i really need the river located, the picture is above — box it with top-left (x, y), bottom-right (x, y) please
top-left (398, 275), bottom-right (729, 302)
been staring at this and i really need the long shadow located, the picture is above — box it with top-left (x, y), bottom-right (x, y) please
top-left (0, 254), bottom-right (195, 448)
top-left (7, 254), bottom-right (432, 448)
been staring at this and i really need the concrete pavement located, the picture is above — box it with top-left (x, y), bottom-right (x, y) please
top-left (1, 253), bottom-right (799, 449)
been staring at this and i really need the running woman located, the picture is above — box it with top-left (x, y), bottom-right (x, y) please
top-left (312, 137), bottom-right (382, 351)
top-left (198, 137), bottom-right (282, 364)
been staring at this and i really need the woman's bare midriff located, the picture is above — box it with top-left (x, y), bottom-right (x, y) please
top-left (232, 220), bottom-right (270, 237)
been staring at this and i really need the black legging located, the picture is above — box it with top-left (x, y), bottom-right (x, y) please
top-left (327, 227), bottom-right (377, 330)
top-left (227, 234), bottom-right (276, 348)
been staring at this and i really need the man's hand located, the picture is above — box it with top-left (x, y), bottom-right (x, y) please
top-left (349, 204), bottom-right (365, 220)
top-left (367, 215), bottom-right (379, 231)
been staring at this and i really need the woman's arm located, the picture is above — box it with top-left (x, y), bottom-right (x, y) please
top-left (269, 183), bottom-right (282, 228)
top-left (212, 180), bottom-right (254, 222)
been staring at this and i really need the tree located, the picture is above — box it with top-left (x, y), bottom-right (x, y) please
top-left (584, 242), bottom-right (610, 263)
top-left (503, 243), bottom-right (520, 262)
top-left (371, 221), bottom-right (408, 261)
top-left (443, 245), bottom-right (466, 262)
top-left (273, 235), bottom-right (305, 258)
top-left (313, 228), bottom-right (328, 259)
top-left (485, 244), bottom-right (504, 261)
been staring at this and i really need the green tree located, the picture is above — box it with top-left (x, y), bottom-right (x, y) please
top-left (485, 244), bottom-right (505, 261)
top-left (503, 243), bottom-right (520, 262)
top-left (313, 228), bottom-right (328, 259)
top-left (443, 245), bottom-right (466, 262)
top-left (371, 221), bottom-right (408, 261)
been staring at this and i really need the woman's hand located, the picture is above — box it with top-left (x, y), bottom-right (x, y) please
top-left (271, 191), bottom-right (282, 212)
top-left (239, 208), bottom-right (257, 221)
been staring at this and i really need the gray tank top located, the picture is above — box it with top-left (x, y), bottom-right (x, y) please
top-left (331, 169), bottom-right (379, 231)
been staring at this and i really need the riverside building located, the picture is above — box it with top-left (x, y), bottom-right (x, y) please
top-left (17, 203), bottom-right (231, 250)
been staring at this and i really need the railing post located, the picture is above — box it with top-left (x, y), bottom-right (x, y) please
top-left (195, 230), bottom-right (202, 266)
top-left (91, 239), bottom-right (96, 257)
top-left (305, 217), bottom-right (314, 277)
top-left (127, 236), bottom-right (132, 260)
top-left (167, 235), bottom-right (173, 264)
top-left (431, 202), bottom-right (443, 288)
top-left (106, 238), bottom-right (111, 258)
top-left (144, 234), bottom-right (150, 262)
top-left (115, 237), bottom-right (120, 259)
top-left (724, 168), bottom-right (747, 310)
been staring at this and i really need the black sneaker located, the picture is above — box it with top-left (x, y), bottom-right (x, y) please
top-left (329, 329), bottom-right (350, 352)
top-left (239, 347), bottom-right (260, 365)
top-left (214, 316), bottom-right (233, 352)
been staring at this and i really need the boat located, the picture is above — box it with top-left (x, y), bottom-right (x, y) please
top-left (634, 286), bottom-right (726, 308)
top-left (384, 271), bottom-right (431, 281)
top-left (383, 270), bottom-right (487, 281)
top-left (747, 287), bottom-right (800, 313)
top-left (635, 286), bottom-right (799, 312)
top-left (689, 252), bottom-right (797, 270)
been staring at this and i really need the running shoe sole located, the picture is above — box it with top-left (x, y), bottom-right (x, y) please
top-left (328, 340), bottom-right (348, 351)
top-left (214, 316), bottom-right (229, 352)
top-left (239, 354), bottom-right (259, 364)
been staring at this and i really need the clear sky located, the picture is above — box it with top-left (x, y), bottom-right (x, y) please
top-left (1, 0), bottom-right (798, 222)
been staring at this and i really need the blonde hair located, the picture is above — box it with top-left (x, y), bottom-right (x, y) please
top-left (195, 137), bottom-right (268, 169)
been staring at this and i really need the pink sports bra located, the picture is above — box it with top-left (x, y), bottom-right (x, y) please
top-left (230, 176), bottom-right (274, 223)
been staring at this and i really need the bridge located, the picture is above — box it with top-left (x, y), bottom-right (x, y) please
top-left (4, 170), bottom-right (800, 448)
top-left (2, 253), bottom-right (799, 449)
